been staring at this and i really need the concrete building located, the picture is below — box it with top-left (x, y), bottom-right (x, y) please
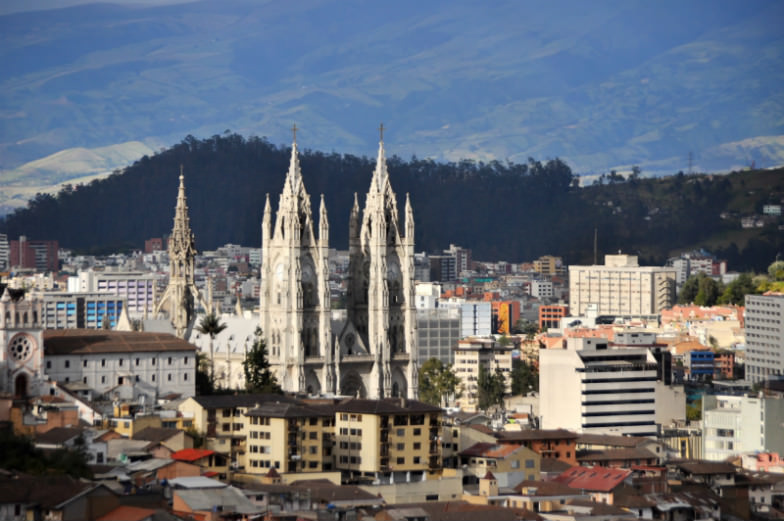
top-left (417, 307), bottom-right (460, 365)
top-left (9, 236), bottom-right (59, 272)
top-left (530, 280), bottom-right (554, 300)
top-left (74, 270), bottom-right (159, 317)
top-left (745, 293), bottom-right (784, 383)
top-left (457, 301), bottom-right (492, 337)
top-left (539, 305), bottom-right (568, 331)
top-left (43, 329), bottom-right (196, 401)
top-left (0, 233), bottom-right (9, 271)
top-left (41, 292), bottom-right (126, 330)
top-left (540, 337), bottom-right (659, 436)
top-left (244, 401), bottom-right (335, 474)
top-left (569, 254), bottom-right (676, 317)
top-left (702, 393), bottom-right (784, 461)
top-left (334, 398), bottom-right (443, 482)
top-left (454, 337), bottom-right (513, 411)
top-left (1, 286), bottom-right (46, 398)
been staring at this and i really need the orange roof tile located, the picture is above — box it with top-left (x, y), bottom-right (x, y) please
top-left (172, 448), bottom-right (215, 462)
top-left (98, 506), bottom-right (157, 521)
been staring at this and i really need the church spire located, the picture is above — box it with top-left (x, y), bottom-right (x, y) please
top-left (371, 123), bottom-right (389, 191)
top-left (319, 194), bottom-right (329, 245)
top-left (171, 165), bottom-right (193, 247)
top-left (284, 125), bottom-right (302, 192)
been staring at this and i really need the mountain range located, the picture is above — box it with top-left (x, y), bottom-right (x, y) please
top-left (0, 0), bottom-right (782, 215)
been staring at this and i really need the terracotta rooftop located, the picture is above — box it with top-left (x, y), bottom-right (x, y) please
top-left (97, 505), bottom-right (157, 521)
top-left (44, 329), bottom-right (195, 355)
top-left (553, 465), bottom-right (632, 492)
top-left (171, 448), bottom-right (215, 462)
top-left (513, 479), bottom-right (583, 497)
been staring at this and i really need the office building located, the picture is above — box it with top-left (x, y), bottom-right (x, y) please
top-left (41, 292), bottom-right (126, 330)
top-left (417, 307), bottom-right (460, 365)
top-left (9, 236), bottom-right (59, 272)
top-left (540, 337), bottom-right (659, 436)
top-left (454, 337), bottom-right (513, 411)
top-left (75, 270), bottom-right (159, 316)
top-left (569, 254), bottom-right (676, 317)
top-left (745, 293), bottom-right (784, 383)
top-left (702, 393), bottom-right (784, 461)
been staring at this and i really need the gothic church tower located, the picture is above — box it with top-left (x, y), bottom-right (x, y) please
top-left (0, 287), bottom-right (45, 398)
top-left (155, 168), bottom-right (208, 339)
top-left (260, 137), bottom-right (332, 394)
top-left (338, 132), bottom-right (418, 399)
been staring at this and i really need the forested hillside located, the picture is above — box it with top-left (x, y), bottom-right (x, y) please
top-left (1, 133), bottom-right (781, 270)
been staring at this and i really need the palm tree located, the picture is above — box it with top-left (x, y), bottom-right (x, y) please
top-left (196, 312), bottom-right (227, 388)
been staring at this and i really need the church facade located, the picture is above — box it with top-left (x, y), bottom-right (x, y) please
top-left (261, 134), bottom-right (418, 399)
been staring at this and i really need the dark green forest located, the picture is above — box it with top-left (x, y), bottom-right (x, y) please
top-left (1, 133), bottom-right (782, 270)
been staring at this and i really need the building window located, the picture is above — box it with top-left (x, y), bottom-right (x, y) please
top-left (168, 374), bottom-right (172, 381)
top-left (152, 374), bottom-right (156, 382)
top-left (65, 360), bottom-right (70, 368)
top-left (184, 357), bottom-right (189, 365)
top-left (46, 361), bottom-right (51, 369)
top-left (83, 377), bottom-right (87, 384)
top-left (135, 358), bottom-right (140, 366)
top-left (152, 358), bottom-right (156, 366)
top-left (184, 373), bottom-right (188, 381)
top-left (118, 377), bottom-right (123, 385)
top-left (101, 376), bottom-right (106, 384)
top-left (101, 359), bottom-right (106, 367)
top-left (135, 375), bottom-right (140, 382)
top-left (168, 357), bottom-right (172, 365)
top-left (118, 359), bottom-right (123, 367)
top-left (396, 457), bottom-right (405, 465)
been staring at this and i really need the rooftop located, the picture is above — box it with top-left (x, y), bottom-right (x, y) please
top-left (44, 329), bottom-right (195, 355)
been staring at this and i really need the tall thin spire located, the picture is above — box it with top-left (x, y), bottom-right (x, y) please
top-left (371, 124), bottom-right (389, 191)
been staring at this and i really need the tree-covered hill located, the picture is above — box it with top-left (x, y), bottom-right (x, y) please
top-left (1, 133), bottom-right (781, 270)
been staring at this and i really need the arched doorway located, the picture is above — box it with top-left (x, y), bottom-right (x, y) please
top-left (14, 373), bottom-right (28, 398)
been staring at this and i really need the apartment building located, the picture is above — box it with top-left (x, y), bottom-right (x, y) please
top-left (540, 337), bottom-right (659, 436)
top-left (457, 301), bottom-right (492, 337)
top-left (41, 292), bottom-right (127, 329)
top-left (569, 254), bottom-right (676, 317)
top-left (72, 270), bottom-right (159, 316)
top-left (702, 393), bottom-right (784, 461)
top-left (244, 401), bottom-right (335, 474)
top-left (334, 398), bottom-right (443, 482)
top-left (539, 305), bottom-right (568, 331)
top-left (454, 337), bottom-right (513, 411)
top-left (745, 293), bottom-right (784, 383)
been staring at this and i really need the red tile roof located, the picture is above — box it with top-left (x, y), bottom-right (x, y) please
top-left (172, 448), bottom-right (215, 462)
top-left (553, 465), bottom-right (632, 492)
top-left (98, 505), bottom-right (157, 521)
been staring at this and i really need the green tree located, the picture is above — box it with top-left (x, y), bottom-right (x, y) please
top-left (418, 358), bottom-right (462, 407)
top-left (477, 365), bottom-right (506, 411)
top-left (195, 352), bottom-right (214, 395)
top-left (512, 318), bottom-right (538, 339)
top-left (717, 272), bottom-right (758, 305)
top-left (695, 274), bottom-right (722, 306)
top-left (511, 359), bottom-right (538, 396)
top-left (243, 327), bottom-right (281, 394)
top-left (768, 260), bottom-right (784, 281)
top-left (196, 312), bottom-right (227, 385)
top-left (679, 272), bottom-right (721, 306)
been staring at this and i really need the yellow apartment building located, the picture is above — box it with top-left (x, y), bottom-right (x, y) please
top-left (334, 398), bottom-right (443, 482)
top-left (243, 401), bottom-right (335, 474)
top-left (453, 337), bottom-right (513, 411)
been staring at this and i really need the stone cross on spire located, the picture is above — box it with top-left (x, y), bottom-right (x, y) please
top-left (292, 123), bottom-right (298, 144)
top-left (379, 122), bottom-right (384, 143)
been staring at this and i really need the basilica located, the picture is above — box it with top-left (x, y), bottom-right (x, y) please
top-left (260, 131), bottom-right (418, 399)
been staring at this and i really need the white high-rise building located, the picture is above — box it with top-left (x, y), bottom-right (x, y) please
top-left (702, 393), bottom-right (784, 461)
top-left (540, 337), bottom-right (659, 436)
top-left (569, 254), bottom-right (676, 317)
top-left (745, 293), bottom-right (784, 383)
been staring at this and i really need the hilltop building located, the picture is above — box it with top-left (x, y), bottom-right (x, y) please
top-left (261, 132), bottom-right (418, 399)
